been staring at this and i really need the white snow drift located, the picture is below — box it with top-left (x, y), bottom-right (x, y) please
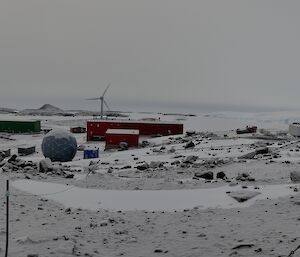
top-left (12, 180), bottom-right (298, 211)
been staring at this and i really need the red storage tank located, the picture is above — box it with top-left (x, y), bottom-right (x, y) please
top-left (105, 129), bottom-right (139, 149)
top-left (87, 120), bottom-right (183, 141)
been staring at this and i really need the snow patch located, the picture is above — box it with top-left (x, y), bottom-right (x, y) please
top-left (12, 180), bottom-right (299, 211)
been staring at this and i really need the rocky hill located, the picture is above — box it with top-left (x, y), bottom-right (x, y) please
top-left (19, 104), bottom-right (71, 116)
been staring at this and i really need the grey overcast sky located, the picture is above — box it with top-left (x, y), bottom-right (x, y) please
top-left (1, 0), bottom-right (300, 111)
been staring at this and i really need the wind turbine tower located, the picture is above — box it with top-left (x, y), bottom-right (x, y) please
top-left (87, 83), bottom-right (111, 119)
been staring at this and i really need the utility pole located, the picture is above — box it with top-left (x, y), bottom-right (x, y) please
top-left (5, 179), bottom-right (9, 257)
top-left (100, 98), bottom-right (104, 119)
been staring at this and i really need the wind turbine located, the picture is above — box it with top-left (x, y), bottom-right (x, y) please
top-left (87, 83), bottom-right (111, 119)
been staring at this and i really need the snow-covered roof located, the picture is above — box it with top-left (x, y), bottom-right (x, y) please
top-left (0, 120), bottom-right (40, 123)
top-left (87, 119), bottom-right (182, 125)
top-left (106, 129), bottom-right (140, 135)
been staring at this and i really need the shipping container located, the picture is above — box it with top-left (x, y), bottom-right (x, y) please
top-left (84, 148), bottom-right (99, 159)
top-left (18, 146), bottom-right (36, 156)
top-left (0, 120), bottom-right (41, 133)
top-left (87, 120), bottom-right (183, 141)
top-left (105, 129), bottom-right (139, 149)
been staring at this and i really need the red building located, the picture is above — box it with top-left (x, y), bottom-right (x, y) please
top-left (87, 120), bottom-right (183, 141)
top-left (105, 129), bottom-right (139, 149)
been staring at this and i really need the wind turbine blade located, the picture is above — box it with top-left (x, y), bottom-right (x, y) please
top-left (86, 97), bottom-right (100, 100)
top-left (103, 100), bottom-right (110, 111)
top-left (102, 83), bottom-right (111, 97)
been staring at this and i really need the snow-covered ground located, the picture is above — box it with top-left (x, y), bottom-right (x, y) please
top-left (1, 110), bottom-right (300, 257)
top-left (12, 180), bottom-right (299, 211)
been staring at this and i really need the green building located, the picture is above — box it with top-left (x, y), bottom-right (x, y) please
top-left (0, 120), bottom-right (41, 133)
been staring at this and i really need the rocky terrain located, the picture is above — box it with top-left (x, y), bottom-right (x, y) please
top-left (0, 112), bottom-right (300, 256)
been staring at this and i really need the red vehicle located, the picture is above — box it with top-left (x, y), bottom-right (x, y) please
top-left (87, 120), bottom-right (183, 141)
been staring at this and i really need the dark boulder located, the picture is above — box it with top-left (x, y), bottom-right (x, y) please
top-left (194, 171), bottom-right (213, 180)
top-left (290, 171), bottom-right (300, 182)
top-left (186, 130), bottom-right (196, 136)
top-left (216, 171), bottom-right (227, 179)
top-left (8, 154), bottom-right (18, 163)
top-left (255, 147), bottom-right (269, 155)
top-left (184, 141), bottom-right (195, 149)
top-left (238, 152), bottom-right (256, 159)
top-left (136, 163), bottom-right (149, 171)
top-left (183, 155), bottom-right (198, 164)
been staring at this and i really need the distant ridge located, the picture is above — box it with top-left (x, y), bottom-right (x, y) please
top-left (0, 107), bottom-right (18, 114)
top-left (38, 104), bottom-right (64, 112)
top-left (2, 103), bottom-right (129, 117)
top-left (19, 104), bottom-right (69, 116)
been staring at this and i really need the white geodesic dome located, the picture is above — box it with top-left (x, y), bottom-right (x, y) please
top-left (41, 129), bottom-right (77, 162)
